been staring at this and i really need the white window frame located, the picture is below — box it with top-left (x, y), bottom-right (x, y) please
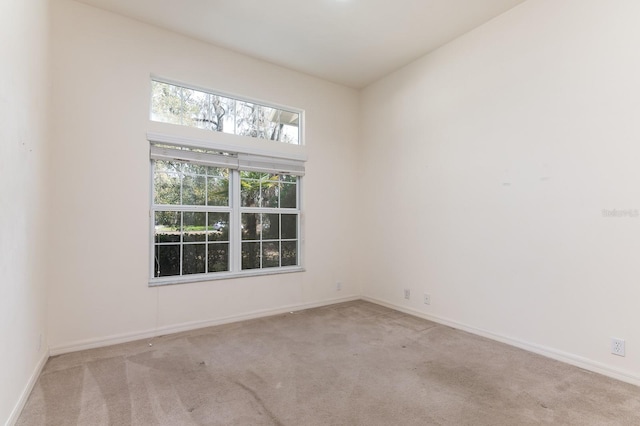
top-left (148, 78), bottom-right (306, 286)
top-left (149, 140), bottom-right (305, 286)
top-left (150, 75), bottom-right (304, 146)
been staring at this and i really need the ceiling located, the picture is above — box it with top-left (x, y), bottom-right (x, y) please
top-left (74, 0), bottom-right (527, 88)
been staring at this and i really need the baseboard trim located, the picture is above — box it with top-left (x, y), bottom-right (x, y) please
top-left (49, 295), bottom-right (360, 356)
top-left (6, 349), bottom-right (49, 426)
top-left (363, 296), bottom-right (640, 387)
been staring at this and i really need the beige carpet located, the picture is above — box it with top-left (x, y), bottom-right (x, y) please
top-left (17, 301), bottom-right (640, 425)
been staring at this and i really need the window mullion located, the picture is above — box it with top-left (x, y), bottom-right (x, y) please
top-left (231, 169), bottom-right (242, 272)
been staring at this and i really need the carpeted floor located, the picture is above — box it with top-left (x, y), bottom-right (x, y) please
top-left (17, 301), bottom-right (640, 425)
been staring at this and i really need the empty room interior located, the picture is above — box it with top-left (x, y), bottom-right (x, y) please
top-left (3, 0), bottom-right (640, 424)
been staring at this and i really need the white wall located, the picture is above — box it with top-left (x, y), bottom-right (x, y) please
top-left (48, 0), bottom-right (360, 352)
top-left (360, 0), bottom-right (640, 383)
top-left (0, 0), bottom-right (50, 423)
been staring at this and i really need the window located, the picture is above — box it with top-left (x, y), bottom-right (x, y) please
top-left (150, 144), bottom-right (303, 285)
top-left (150, 79), bottom-right (301, 144)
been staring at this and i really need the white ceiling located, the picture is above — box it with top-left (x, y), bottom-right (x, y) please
top-left (74, 0), bottom-right (527, 88)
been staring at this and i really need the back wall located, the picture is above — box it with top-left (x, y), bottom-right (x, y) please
top-left (48, 0), bottom-right (360, 352)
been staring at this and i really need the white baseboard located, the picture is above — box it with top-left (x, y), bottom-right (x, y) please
top-left (49, 295), bottom-right (360, 356)
top-left (5, 349), bottom-right (49, 426)
top-left (363, 296), bottom-right (640, 387)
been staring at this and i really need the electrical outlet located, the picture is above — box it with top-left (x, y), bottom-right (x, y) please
top-left (404, 289), bottom-right (410, 300)
top-left (423, 294), bottom-right (431, 305)
top-left (611, 338), bottom-right (625, 357)
top-left (336, 281), bottom-right (342, 291)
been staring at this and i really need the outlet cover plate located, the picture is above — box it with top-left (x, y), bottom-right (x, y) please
top-left (611, 338), bottom-right (625, 357)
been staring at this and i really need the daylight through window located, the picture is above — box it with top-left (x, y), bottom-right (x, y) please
top-left (151, 80), bottom-right (301, 144)
top-left (150, 144), bottom-right (303, 284)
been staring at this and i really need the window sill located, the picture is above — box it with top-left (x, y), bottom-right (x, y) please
top-left (148, 266), bottom-right (305, 287)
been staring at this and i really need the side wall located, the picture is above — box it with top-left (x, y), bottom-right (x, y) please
top-left (360, 0), bottom-right (640, 383)
top-left (48, 0), bottom-right (360, 352)
top-left (0, 0), bottom-right (50, 424)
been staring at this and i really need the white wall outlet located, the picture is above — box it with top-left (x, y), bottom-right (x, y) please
top-left (336, 281), bottom-right (342, 291)
top-left (404, 289), bottom-right (410, 300)
top-left (423, 294), bottom-right (431, 305)
top-left (611, 338), bottom-right (625, 356)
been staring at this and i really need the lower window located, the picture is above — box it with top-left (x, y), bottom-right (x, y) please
top-left (150, 145), bottom-right (302, 284)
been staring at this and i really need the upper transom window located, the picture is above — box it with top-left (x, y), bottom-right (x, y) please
top-left (150, 79), bottom-right (301, 145)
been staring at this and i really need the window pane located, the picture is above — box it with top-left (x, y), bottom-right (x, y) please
top-left (262, 242), bottom-right (280, 268)
top-left (207, 177), bottom-right (229, 206)
top-left (155, 245), bottom-right (180, 277)
top-left (207, 212), bottom-right (229, 241)
top-left (281, 241), bottom-right (298, 266)
top-left (183, 163), bottom-right (207, 175)
top-left (208, 243), bottom-right (229, 272)
top-left (183, 212), bottom-right (206, 242)
top-left (242, 242), bottom-right (260, 270)
top-left (281, 123), bottom-right (299, 144)
top-left (220, 98), bottom-right (236, 135)
top-left (155, 211), bottom-right (180, 243)
top-left (151, 82), bottom-right (181, 124)
top-left (154, 172), bottom-right (181, 205)
top-left (281, 214), bottom-right (297, 240)
top-left (180, 88), bottom-right (196, 127)
top-left (190, 91), bottom-right (214, 131)
top-left (236, 101), bottom-right (257, 137)
top-left (241, 213), bottom-right (260, 240)
top-left (182, 175), bottom-right (206, 205)
top-left (240, 172), bottom-right (263, 207)
top-left (207, 166), bottom-right (227, 178)
top-left (280, 182), bottom-right (297, 208)
top-left (151, 81), bottom-right (301, 145)
top-left (183, 244), bottom-right (206, 275)
top-left (262, 213), bottom-right (279, 240)
top-left (261, 177), bottom-right (279, 207)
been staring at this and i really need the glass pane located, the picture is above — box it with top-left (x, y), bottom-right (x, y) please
top-left (154, 172), bottom-right (181, 205)
top-left (262, 213), bottom-right (280, 240)
top-left (154, 245), bottom-right (180, 277)
top-left (151, 82), bottom-right (300, 145)
top-left (207, 212), bottom-right (229, 241)
top-left (183, 163), bottom-right (207, 175)
top-left (208, 243), bottom-right (229, 272)
top-left (261, 177), bottom-right (279, 207)
top-left (281, 241), bottom-right (297, 266)
top-left (155, 211), bottom-right (180, 243)
top-left (236, 101), bottom-right (257, 137)
top-left (240, 172), bottom-right (264, 207)
top-left (183, 212), bottom-right (206, 242)
top-left (242, 242), bottom-right (260, 270)
top-left (207, 177), bottom-right (229, 206)
top-left (183, 244), bottom-right (206, 275)
top-left (254, 105), bottom-right (270, 140)
top-left (262, 107), bottom-right (280, 140)
top-left (180, 88), bottom-right (196, 127)
top-left (191, 91), bottom-right (214, 131)
top-left (241, 213), bottom-right (260, 240)
top-left (221, 98), bottom-right (236, 135)
top-left (207, 166), bottom-right (227, 178)
top-left (262, 242), bottom-right (280, 268)
top-left (281, 214), bottom-right (297, 240)
top-left (182, 175), bottom-right (206, 205)
top-left (281, 123), bottom-right (299, 144)
top-left (150, 82), bottom-right (181, 124)
top-left (280, 182), bottom-right (297, 208)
